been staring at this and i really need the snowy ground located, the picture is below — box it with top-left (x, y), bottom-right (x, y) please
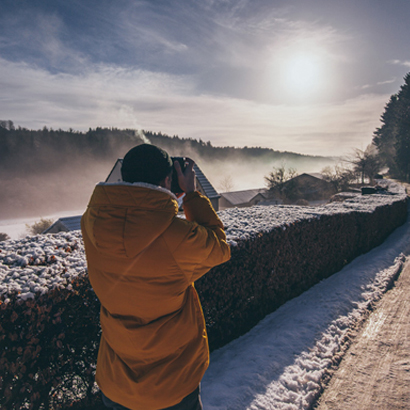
top-left (0, 181), bottom-right (408, 409)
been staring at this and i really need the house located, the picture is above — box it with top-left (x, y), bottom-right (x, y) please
top-left (44, 158), bottom-right (220, 234)
top-left (275, 173), bottom-right (337, 202)
top-left (106, 158), bottom-right (221, 211)
top-left (219, 188), bottom-right (270, 209)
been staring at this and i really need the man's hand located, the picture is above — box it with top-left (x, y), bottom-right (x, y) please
top-left (174, 158), bottom-right (196, 194)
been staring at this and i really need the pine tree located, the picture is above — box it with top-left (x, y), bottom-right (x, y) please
top-left (372, 73), bottom-right (410, 181)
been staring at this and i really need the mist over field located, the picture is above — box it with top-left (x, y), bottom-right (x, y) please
top-left (0, 161), bottom-right (113, 220)
top-left (200, 155), bottom-right (335, 192)
top-left (0, 125), bottom-right (336, 220)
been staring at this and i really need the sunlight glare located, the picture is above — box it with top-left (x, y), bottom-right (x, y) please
top-left (284, 52), bottom-right (324, 95)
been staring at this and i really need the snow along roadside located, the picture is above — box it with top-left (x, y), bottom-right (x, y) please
top-left (201, 207), bottom-right (410, 410)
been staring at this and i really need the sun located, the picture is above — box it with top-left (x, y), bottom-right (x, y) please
top-left (268, 43), bottom-right (330, 102)
top-left (285, 53), bottom-right (322, 91)
top-left (283, 52), bottom-right (325, 96)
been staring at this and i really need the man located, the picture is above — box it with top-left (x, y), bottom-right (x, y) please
top-left (81, 144), bottom-right (231, 410)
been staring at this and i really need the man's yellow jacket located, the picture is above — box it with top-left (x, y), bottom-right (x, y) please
top-left (81, 183), bottom-right (231, 410)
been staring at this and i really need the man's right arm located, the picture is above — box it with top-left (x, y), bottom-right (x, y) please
top-left (169, 157), bottom-right (230, 281)
top-left (165, 191), bottom-right (230, 283)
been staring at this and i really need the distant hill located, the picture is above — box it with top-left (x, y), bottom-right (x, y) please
top-left (0, 122), bottom-right (336, 219)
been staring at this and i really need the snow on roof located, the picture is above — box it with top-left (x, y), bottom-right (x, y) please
top-left (220, 188), bottom-right (267, 206)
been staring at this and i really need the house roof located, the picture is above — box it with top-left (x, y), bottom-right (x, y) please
top-left (43, 215), bottom-right (82, 233)
top-left (193, 163), bottom-right (220, 199)
top-left (59, 216), bottom-right (82, 230)
top-left (300, 172), bottom-right (326, 180)
top-left (220, 188), bottom-right (267, 206)
top-left (105, 159), bottom-right (123, 183)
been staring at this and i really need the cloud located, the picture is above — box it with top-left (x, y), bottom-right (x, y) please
top-left (356, 78), bottom-right (397, 90)
top-left (357, 84), bottom-right (372, 90)
top-left (0, 58), bottom-right (387, 158)
top-left (377, 78), bottom-right (397, 85)
top-left (388, 59), bottom-right (410, 68)
top-left (0, 0), bottom-right (354, 106)
top-left (0, 9), bottom-right (89, 73)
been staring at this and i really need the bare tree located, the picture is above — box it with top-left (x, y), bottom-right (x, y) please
top-left (344, 145), bottom-right (382, 185)
top-left (321, 164), bottom-right (357, 191)
top-left (25, 218), bottom-right (54, 235)
top-left (219, 175), bottom-right (234, 192)
top-left (265, 164), bottom-right (297, 190)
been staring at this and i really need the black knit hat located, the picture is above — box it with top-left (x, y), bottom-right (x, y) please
top-left (121, 144), bottom-right (173, 185)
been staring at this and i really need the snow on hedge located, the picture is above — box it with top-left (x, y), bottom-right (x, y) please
top-left (0, 232), bottom-right (86, 302)
top-left (0, 180), bottom-right (406, 301)
top-left (219, 180), bottom-right (406, 243)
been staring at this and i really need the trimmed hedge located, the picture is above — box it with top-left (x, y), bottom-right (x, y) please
top-left (198, 198), bottom-right (408, 350)
top-left (0, 280), bottom-right (101, 409)
top-left (0, 196), bottom-right (408, 409)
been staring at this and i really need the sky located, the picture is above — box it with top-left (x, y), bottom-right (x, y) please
top-left (1, 0), bottom-right (410, 156)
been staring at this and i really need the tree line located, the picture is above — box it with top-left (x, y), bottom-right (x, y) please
top-left (0, 123), bottom-right (326, 177)
top-left (0, 124), bottom-right (144, 176)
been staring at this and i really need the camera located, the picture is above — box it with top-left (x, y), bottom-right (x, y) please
top-left (171, 157), bottom-right (187, 194)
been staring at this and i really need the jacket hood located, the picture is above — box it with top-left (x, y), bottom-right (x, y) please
top-left (82, 182), bottom-right (179, 258)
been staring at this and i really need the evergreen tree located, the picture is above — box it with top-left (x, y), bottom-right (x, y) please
top-left (373, 95), bottom-right (400, 176)
top-left (373, 73), bottom-right (410, 181)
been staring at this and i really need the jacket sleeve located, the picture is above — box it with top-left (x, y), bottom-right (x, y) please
top-left (166, 191), bottom-right (231, 283)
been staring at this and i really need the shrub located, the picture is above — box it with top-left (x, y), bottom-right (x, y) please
top-left (0, 277), bottom-right (101, 410)
top-left (295, 199), bottom-right (309, 206)
top-left (0, 232), bottom-right (10, 241)
top-left (26, 218), bottom-right (54, 235)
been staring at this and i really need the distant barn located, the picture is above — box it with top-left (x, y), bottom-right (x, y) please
top-left (219, 188), bottom-right (270, 209)
top-left (276, 173), bottom-right (337, 202)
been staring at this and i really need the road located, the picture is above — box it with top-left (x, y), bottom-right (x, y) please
top-left (315, 258), bottom-right (410, 410)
